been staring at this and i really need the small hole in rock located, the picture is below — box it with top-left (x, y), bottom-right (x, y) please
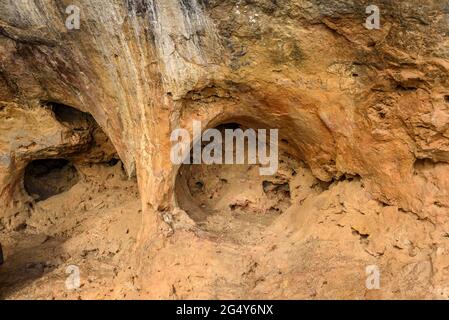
top-left (107, 158), bottom-right (120, 166)
top-left (395, 84), bottom-right (417, 92)
top-left (195, 181), bottom-right (204, 189)
top-left (24, 159), bottom-right (80, 201)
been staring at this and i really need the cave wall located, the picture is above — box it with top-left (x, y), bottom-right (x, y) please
top-left (1, 0), bottom-right (449, 294)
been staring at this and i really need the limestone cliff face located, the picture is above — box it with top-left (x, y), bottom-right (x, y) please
top-left (1, 0), bottom-right (449, 299)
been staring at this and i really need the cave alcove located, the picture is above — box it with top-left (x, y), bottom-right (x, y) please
top-left (24, 159), bottom-right (80, 201)
top-left (174, 120), bottom-right (300, 240)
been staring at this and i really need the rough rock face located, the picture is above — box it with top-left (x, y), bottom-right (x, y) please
top-left (1, 0), bottom-right (449, 299)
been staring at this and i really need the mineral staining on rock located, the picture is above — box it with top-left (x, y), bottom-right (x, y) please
top-left (1, 0), bottom-right (449, 299)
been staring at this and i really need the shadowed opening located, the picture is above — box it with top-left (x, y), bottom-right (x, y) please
top-left (49, 103), bottom-right (92, 130)
top-left (24, 159), bottom-right (80, 201)
top-left (175, 120), bottom-right (298, 242)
